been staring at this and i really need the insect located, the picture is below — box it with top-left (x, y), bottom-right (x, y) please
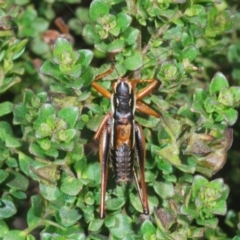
top-left (58, 1), bottom-right (238, 218)
top-left (92, 64), bottom-right (161, 218)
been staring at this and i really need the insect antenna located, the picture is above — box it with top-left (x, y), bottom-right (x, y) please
top-left (62, 1), bottom-right (84, 28)
top-left (110, 59), bottom-right (121, 78)
top-left (63, 1), bottom-right (77, 17)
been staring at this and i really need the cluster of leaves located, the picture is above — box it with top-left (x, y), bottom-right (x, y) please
top-left (0, 2), bottom-right (27, 94)
top-left (0, 0), bottom-right (240, 239)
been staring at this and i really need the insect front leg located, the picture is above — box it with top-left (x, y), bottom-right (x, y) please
top-left (98, 123), bottom-right (111, 219)
top-left (91, 64), bottom-right (115, 99)
top-left (135, 122), bottom-right (149, 215)
top-left (134, 78), bottom-right (159, 100)
top-left (136, 100), bottom-right (160, 118)
top-left (133, 78), bottom-right (161, 118)
top-left (94, 113), bottom-right (111, 140)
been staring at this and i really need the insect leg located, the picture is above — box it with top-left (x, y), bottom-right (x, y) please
top-left (134, 79), bottom-right (159, 100)
top-left (92, 82), bottom-right (112, 99)
top-left (135, 122), bottom-right (149, 215)
top-left (136, 100), bottom-right (160, 118)
top-left (54, 17), bottom-right (69, 34)
top-left (94, 64), bottom-right (115, 81)
top-left (94, 113), bottom-right (111, 140)
top-left (91, 64), bottom-right (115, 99)
top-left (99, 124), bottom-right (110, 219)
top-left (133, 168), bottom-right (144, 206)
top-left (132, 78), bottom-right (161, 118)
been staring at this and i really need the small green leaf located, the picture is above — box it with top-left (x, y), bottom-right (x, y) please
top-left (58, 107), bottom-right (79, 128)
top-left (89, 0), bottom-right (109, 21)
top-left (192, 175), bottom-right (208, 198)
top-left (80, 65), bottom-right (95, 87)
top-left (34, 104), bottom-right (55, 137)
top-left (31, 195), bottom-right (44, 217)
top-left (87, 114), bottom-right (104, 132)
top-left (84, 192), bottom-right (95, 205)
top-left (0, 170), bottom-right (9, 184)
top-left (122, 27), bottom-right (139, 45)
top-left (231, 86), bottom-right (240, 104)
top-left (196, 217), bottom-right (218, 228)
top-left (3, 230), bottom-right (25, 240)
top-left (107, 214), bottom-right (133, 238)
top-left (10, 190), bottom-right (27, 199)
top-left (27, 207), bottom-right (41, 228)
top-left (11, 39), bottom-right (28, 60)
top-left (60, 178), bottom-right (83, 196)
top-left (123, 51), bottom-right (142, 71)
top-left (0, 102), bottom-right (13, 117)
top-left (35, 123), bottom-right (53, 138)
top-left (0, 199), bottom-right (17, 218)
top-left (0, 76), bottom-right (21, 94)
top-left (39, 183), bottom-right (62, 201)
top-left (3, 155), bottom-right (15, 166)
top-left (129, 192), bottom-right (142, 213)
top-left (40, 60), bottom-right (67, 83)
top-left (105, 197), bottom-right (126, 211)
top-left (223, 108), bottom-right (238, 126)
top-left (82, 162), bottom-right (101, 186)
top-left (153, 181), bottom-right (174, 199)
top-left (0, 121), bottom-right (21, 147)
top-left (107, 39), bottom-right (124, 52)
top-left (163, 26), bottom-right (183, 41)
top-left (53, 38), bottom-right (73, 59)
top-left (13, 103), bottom-right (28, 125)
top-left (6, 171), bottom-right (29, 191)
top-left (116, 12), bottom-right (131, 32)
top-left (152, 144), bottom-right (182, 167)
top-left (185, 4), bottom-right (204, 17)
top-left (27, 195), bottom-right (44, 227)
top-left (211, 200), bottom-right (227, 215)
top-left (194, 88), bottom-right (208, 102)
top-left (37, 138), bottom-right (52, 151)
top-left (88, 219), bottom-right (104, 232)
top-left (58, 206), bottom-right (81, 227)
top-left (5, 136), bottom-right (21, 148)
top-left (0, 219), bottom-right (9, 238)
top-left (34, 104), bottom-right (55, 127)
top-left (145, 170), bottom-right (157, 182)
top-left (209, 72), bottom-right (229, 94)
top-left (218, 88), bottom-right (234, 106)
top-left (29, 142), bottom-right (58, 158)
top-left (141, 220), bottom-right (156, 235)
top-left (181, 45), bottom-right (197, 61)
top-left (83, 24), bottom-right (100, 44)
top-left (78, 49), bottom-right (93, 66)
top-left (156, 158), bottom-right (173, 174)
top-left (57, 129), bottom-right (77, 142)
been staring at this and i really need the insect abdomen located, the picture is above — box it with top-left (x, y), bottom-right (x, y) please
top-left (111, 143), bottom-right (134, 183)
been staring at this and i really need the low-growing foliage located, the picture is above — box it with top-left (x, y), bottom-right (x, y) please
top-left (0, 0), bottom-right (240, 239)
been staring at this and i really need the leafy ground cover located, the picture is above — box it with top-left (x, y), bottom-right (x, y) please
top-left (0, 0), bottom-right (240, 239)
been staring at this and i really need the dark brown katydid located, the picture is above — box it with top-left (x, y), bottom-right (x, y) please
top-left (92, 64), bottom-right (161, 218)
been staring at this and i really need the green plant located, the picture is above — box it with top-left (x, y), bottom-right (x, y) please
top-left (1, 0), bottom-right (240, 239)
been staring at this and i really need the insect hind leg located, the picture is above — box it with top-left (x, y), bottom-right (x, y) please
top-left (134, 122), bottom-right (149, 215)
